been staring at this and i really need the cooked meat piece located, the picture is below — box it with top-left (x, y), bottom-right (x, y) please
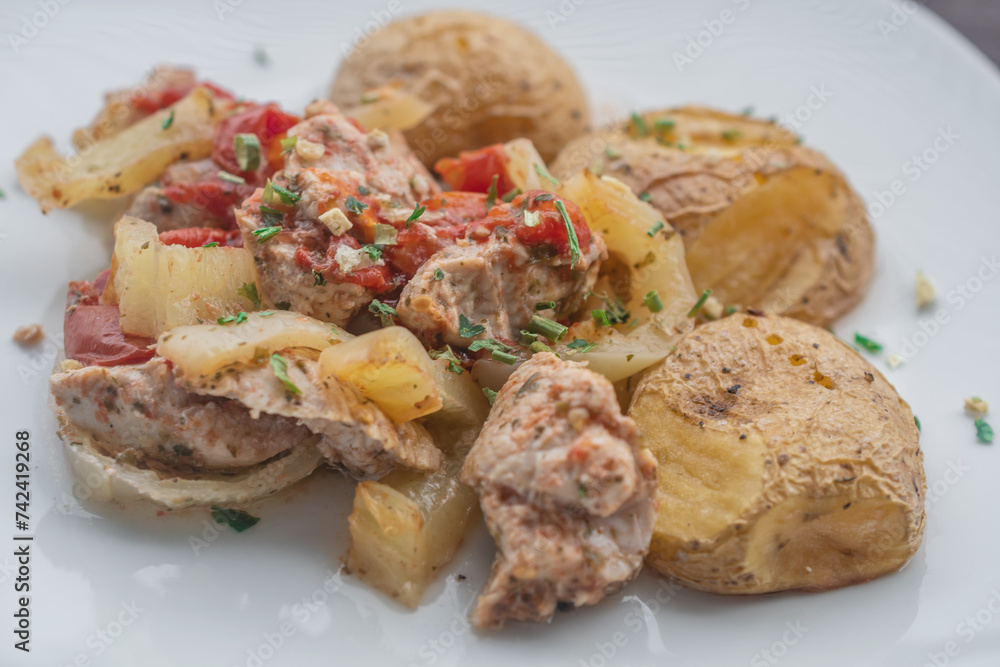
top-left (12, 324), bottom-right (44, 346)
top-left (398, 192), bottom-right (606, 348)
top-left (126, 186), bottom-right (229, 231)
top-left (461, 353), bottom-right (657, 629)
top-left (285, 100), bottom-right (437, 205)
top-left (179, 351), bottom-right (441, 478)
top-left (50, 358), bottom-right (306, 471)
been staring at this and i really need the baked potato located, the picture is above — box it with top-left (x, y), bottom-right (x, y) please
top-left (330, 10), bottom-right (590, 167)
top-left (551, 107), bottom-right (874, 327)
top-left (629, 312), bottom-right (925, 594)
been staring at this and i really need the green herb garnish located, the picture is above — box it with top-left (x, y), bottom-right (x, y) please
top-left (976, 417), bottom-right (994, 444)
top-left (535, 301), bottom-right (556, 311)
top-left (483, 387), bottom-right (498, 405)
top-left (567, 339), bottom-right (598, 353)
top-left (501, 187), bottom-right (522, 203)
top-left (534, 164), bottom-right (560, 187)
top-left (217, 311), bottom-right (249, 325)
top-left (280, 136), bottom-right (297, 154)
top-left (653, 119), bottom-right (675, 131)
top-left (218, 170), bottom-right (246, 184)
top-left (234, 133), bottom-right (261, 171)
top-left (258, 205), bottom-right (284, 226)
top-left (721, 129), bottom-right (743, 142)
top-left (687, 289), bottom-right (712, 318)
top-left (639, 193), bottom-right (652, 203)
top-left (647, 220), bottom-right (665, 237)
top-left (644, 290), bottom-right (664, 313)
top-left (469, 339), bottom-right (512, 354)
top-left (368, 299), bottom-right (396, 327)
top-left (485, 174), bottom-right (499, 210)
top-left (346, 194), bottom-right (368, 215)
top-left (430, 345), bottom-right (464, 374)
top-left (630, 112), bottom-right (648, 136)
top-left (528, 314), bottom-right (567, 342)
top-left (405, 204), bottom-right (426, 227)
top-left (362, 244), bottom-right (382, 262)
top-left (202, 241), bottom-right (219, 247)
top-left (211, 506), bottom-right (260, 533)
top-left (914, 415), bottom-right (921, 432)
top-left (238, 282), bottom-right (261, 309)
top-left (592, 309), bottom-right (610, 327)
top-left (433, 268), bottom-right (444, 281)
top-left (161, 109), bottom-right (174, 130)
top-left (313, 270), bottom-right (328, 286)
top-left (252, 226), bottom-right (282, 243)
top-left (492, 350), bottom-right (517, 365)
top-left (270, 353), bottom-right (303, 394)
top-left (554, 199), bottom-right (581, 266)
top-left (458, 314), bottom-right (486, 339)
top-left (854, 333), bottom-right (883, 353)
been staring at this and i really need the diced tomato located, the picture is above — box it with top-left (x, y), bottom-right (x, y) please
top-left (63, 274), bottom-right (154, 367)
top-left (421, 192), bottom-right (489, 227)
top-left (434, 144), bottom-right (515, 197)
top-left (212, 103), bottom-right (300, 183)
top-left (130, 81), bottom-right (234, 114)
top-left (466, 190), bottom-right (592, 260)
top-left (161, 173), bottom-right (255, 226)
top-left (383, 224), bottom-right (466, 278)
top-left (295, 235), bottom-right (394, 293)
top-left (158, 227), bottom-right (242, 248)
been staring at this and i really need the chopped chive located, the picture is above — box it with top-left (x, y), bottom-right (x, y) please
top-left (458, 314), bottom-right (486, 338)
top-left (501, 187), bottom-right (522, 203)
top-left (492, 349), bottom-right (517, 365)
top-left (280, 135), bottom-right (297, 154)
top-left (218, 170), bottom-right (246, 184)
top-left (647, 220), bottom-right (665, 237)
top-left (270, 353), bottom-right (303, 395)
top-left (638, 192), bottom-right (652, 202)
top-left (854, 333), bottom-right (883, 353)
top-left (528, 314), bottom-right (568, 342)
top-left (687, 289), bottom-right (712, 318)
top-left (161, 108), bottom-right (175, 130)
top-left (252, 226), bottom-right (282, 243)
top-left (535, 301), bottom-right (556, 311)
top-left (405, 204), bottom-right (426, 227)
top-left (630, 112), bottom-right (648, 136)
top-left (554, 199), bottom-right (581, 266)
top-left (234, 133), bottom-right (261, 171)
top-left (519, 330), bottom-right (539, 346)
top-left (975, 417), bottom-right (994, 444)
top-left (237, 282), bottom-right (261, 309)
top-left (592, 309), bottom-right (610, 327)
top-left (485, 174), bottom-right (499, 210)
top-left (345, 195), bottom-right (368, 215)
top-left (523, 209), bottom-right (541, 227)
top-left (202, 241), bottom-right (219, 247)
top-left (529, 341), bottom-right (553, 354)
top-left (433, 268), bottom-right (444, 281)
top-left (724, 304), bottom-right (739, 315)
top-left (269, 181), bottom-right (300, 204)
top-left (483, 387), bottom-right (498, 405)
top-left (644, 290), bottom-right (664, 313)
top-left (368, 299), bottom-right (396, 327)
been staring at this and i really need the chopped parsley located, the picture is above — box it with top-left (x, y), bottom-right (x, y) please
top-left (592, 309), bottom-right (610, 327)
top-left (361, 244), bottom-right (382, 262)
top-left (217, 311), bottom-right (249, 325)
top-left (434, 268), bottom-right (445, 281)
top-left (687, 289), bottom-right (712, 318)
top-left (312, 269), bottom-right (328, 286)
top-left (211, 506), bottom-right (260, 533)
top-left (482, 387), bottom-right (498, 405)
top-left (252, 226), bottom-right (282, 243)
top-left (405, 204), bottom-right (426, 227)
top-left (485, 174), bottom-right (499, 210)
top-left (430, 345), bottom-right (463, 374)
top-left (368, 299), bottom-right (396, 327)
top-left (554, 199), bottom-right (581, 266)
top-left (345, 195), bottom-right (368, 215)
top-left (161, 108), bottom-right (174, 130)
top-left (270, 353), bottom-right (302, 395)
top-left (567, 339), bottom-right (598, 353)
top-left (914, 415), bottom-right (921, 432)
top-left (854, 333), bottom-right (883, 353)
top-left (638, 192), bottom-right (652, 202)
top-left (458, 314), bottom-right (486, 338)
top-left (234, 133), bottom-right (261, 172)
top-left (630, 112), bottom-right (648, 136)
top-left (975, 417), bottom-right (994, 444)
top-left (202, 241), bottom-right (219, 247)
top-left (357, 185), bottom-right (370, 196)
top-left (469, 338), bottom-right (512, 354)
top-left (258, 205), bottom-right (284, 226)
top-left (263, 180), bottom-right (300, 205)
top-left (238, 282), bottom-right (261, 309)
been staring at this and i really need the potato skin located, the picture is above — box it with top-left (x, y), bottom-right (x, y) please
top-left (330, 10), bottom-right (590, 167)
top-left (629, 313), bottom-right (925, 594)
top-left (551, 108), bottom-right (874, 327)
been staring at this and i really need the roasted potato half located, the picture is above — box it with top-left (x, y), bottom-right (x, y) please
top-left (330, 10), bottom-right (590, 167)
top-left (629, 313), bottom-right (925, 594)
top-left (551, 108), bottom-right (874, 327)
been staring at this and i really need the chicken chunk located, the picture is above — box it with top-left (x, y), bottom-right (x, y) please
top-left (179, 351), bottom-right (441, 478)
top-left (50, 358), bottom-right (307, 471)
top-left (461, 353), bottom-right (657, 629)
top-left (398, 192), bottom-right (606, 348)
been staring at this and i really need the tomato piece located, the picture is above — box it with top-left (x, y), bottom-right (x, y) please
top-left (161, 173), bottom-right (255, 226)
top-left (383, 224), bottom-right (466, 278)
top-left (295, 235), bottom-right (394, 293)
top-left (421, 192), bottom-right (488, 227)
top-left (212, 103), bottom-right (300, 183)
top-left (158, 227), bottom-right (241, 248)
top-left (466, 190), bottom-right (592, 259)
top-left (434, 144), bottom-right (515, 196)
top-left (130, 81), bottom-right (234, 114)
top-left (64, 274), bottom-right (154, 367)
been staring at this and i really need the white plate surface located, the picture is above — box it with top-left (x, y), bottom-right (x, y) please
top-left (1, 0), bottom-right (999, 665)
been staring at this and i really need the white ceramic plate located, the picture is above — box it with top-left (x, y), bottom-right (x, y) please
top-left (2, 0), bottom-right (999, 664)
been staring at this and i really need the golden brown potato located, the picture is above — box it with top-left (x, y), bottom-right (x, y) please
top-left (629, 312), bottom-right (925, 594)
top-left (551, 107), bottom-right (874, 327)
top-left (330, 10), bottom-right (590, 167)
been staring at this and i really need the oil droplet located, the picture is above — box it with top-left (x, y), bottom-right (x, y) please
top-left (767, 334), bottom-right (783, 345)
top-left (743, 318), bottom-right (758, 328)
top-left (813, 370), bottom-right (835, 390)
top-left (789, 354), bottom-right (807, 366)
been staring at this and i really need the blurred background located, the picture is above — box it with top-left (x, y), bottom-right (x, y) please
top-left (926, 0), bottom-right (1000, 64)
